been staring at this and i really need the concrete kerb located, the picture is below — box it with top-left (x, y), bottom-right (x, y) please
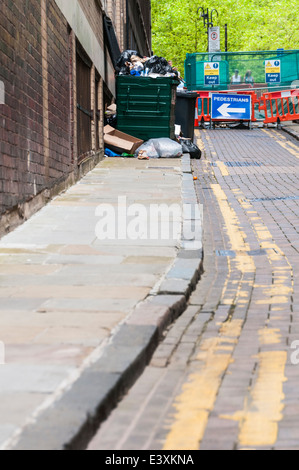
top-left (11, 154), bottom-right (204, 451)
top-left (281, 123), bottom-right (299, 141)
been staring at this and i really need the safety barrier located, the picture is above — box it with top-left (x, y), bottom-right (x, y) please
top-left (259, 89), bottom-right (299, 124)
top-left (194, 89), bottom-right (299, 126)
top-left (194, 90), bottom-right (260, 126)
top-left (194, 91), bottom-right (211, 126)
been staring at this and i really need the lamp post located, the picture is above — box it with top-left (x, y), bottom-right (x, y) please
top-left (197, 7), bottom-right (219, 52)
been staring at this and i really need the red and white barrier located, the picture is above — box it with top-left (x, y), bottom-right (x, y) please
top-left (259, 89), bottom-right (299, 124)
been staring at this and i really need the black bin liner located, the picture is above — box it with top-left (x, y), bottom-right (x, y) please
top-left (115, 50), bottom-right (140, 75)
top-left (181, 139), bottom-right (202, 160)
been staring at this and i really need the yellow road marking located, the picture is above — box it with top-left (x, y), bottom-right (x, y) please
top-left (163, 176), bottom-right (254, 450)
top-left (259, 328), bottom-right (282, 345)
top-left (163, 131), bottom-right (291, 450)
top-left (216, 161), bottom-right (230, 177)
top-left (211, 185), bottom-right (254, 276)
top-left (226, 189), bottom-right (291, 447)
top-left (262, 129), bottom-right (299, 158)
top-left (286, 141), bottom-right (299, 151)
top-left (236, 189), bottom-right (294, 309)
top-left (163, 320), bottom-right (243, 450)
top-left (215, 180), bottom-right (290, 449)
top-left (221, 350), bottom-right (287, 447)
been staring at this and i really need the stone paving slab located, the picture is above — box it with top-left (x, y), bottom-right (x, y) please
top-left (0, 154), bottom-right (204, 450)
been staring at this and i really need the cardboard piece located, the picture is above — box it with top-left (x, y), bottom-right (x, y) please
top-left (104, 125), bottom-right (143, 154)
top-left (105, 104), bottom-right (117, 116)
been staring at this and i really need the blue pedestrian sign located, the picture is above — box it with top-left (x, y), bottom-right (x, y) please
top-left (211, 93), bottom-right (252, 120)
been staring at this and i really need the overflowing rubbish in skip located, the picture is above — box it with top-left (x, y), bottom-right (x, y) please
top-left (115, 50), bottom-right (180, 78)
top-left (103, 50), bottom-right (202, 162)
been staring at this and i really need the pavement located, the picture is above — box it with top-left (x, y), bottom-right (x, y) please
top-left (88, 125), bottom-right (299, 451)
top-left (0, 154), bottom-right (203, 450)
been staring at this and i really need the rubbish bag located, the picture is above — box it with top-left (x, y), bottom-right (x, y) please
top-left (117, 65), bottom-right (130, 75)
top-left (122, 153), bottom-right (135, 158)
top-left (130, 70), bottom-right (141, 77)
top-left (130, 56), bottom-right (144, 73)
top-left (116, 50), bottom-right (139, 68)
top-left (115, 50), bottom-right (141, 75)
top-left (116, 51), bottom-right (179, 77)
top-left (135, 139), bottom-right (183, 159)
top-left (104, 103), bottom-right (117, 127)
top-left (144, 56), bottom-right (178, 76)
top-left (135, 140), bottom-right (160, 159)
top-left (105, 148), bottom-right (121, 157)
top-left (105, 114), bottom-right (117, 128)
top-left (180, 139), bottom-right (202, 160)
top-left (155, 138), bottom-right (183, 158)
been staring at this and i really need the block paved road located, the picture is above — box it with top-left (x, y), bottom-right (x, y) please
top-left (88, 127), bottom-right (299, 451)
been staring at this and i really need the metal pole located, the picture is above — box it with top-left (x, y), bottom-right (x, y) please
top-left (126, 0), bottom-right (129, 49)
top-left (225, 24), bottom-right (228, 52)
top-left (198, 7), bottom-right (219, 53)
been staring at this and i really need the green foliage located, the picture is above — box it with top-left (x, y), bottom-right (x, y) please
top-left (152, 0), bottom-right (299, 76)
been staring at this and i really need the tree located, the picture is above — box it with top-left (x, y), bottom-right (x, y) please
top-left (152, 0), bottom-right (299, 76)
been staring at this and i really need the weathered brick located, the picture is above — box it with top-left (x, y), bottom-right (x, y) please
top-left (0, 0), bottom-right (151, 222)
top-left (0, 0), bottom-right (71, 216)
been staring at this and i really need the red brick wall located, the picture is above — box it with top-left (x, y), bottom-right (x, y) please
top-left (128, 0), bottom-right (151, 56)
top-left (46, 0), bottom-right (71, 183)
top-left (104, 0), bottom-right (151, 55)
top-left (138, 0), bottom-right (151, 53)
top-left (78, 0), bottom-right (104, 50)
top-left (0, 0), bottom-right (71, 216)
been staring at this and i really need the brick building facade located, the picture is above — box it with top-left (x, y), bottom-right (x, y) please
top-left (0, 0), bottom-right (151, 234)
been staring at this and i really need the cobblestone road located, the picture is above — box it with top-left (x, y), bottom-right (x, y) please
top-left (88, 128), bottom-right (299, 451)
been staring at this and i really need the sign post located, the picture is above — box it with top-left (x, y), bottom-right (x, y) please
top-left (208, 26), bottom-right (221, 53)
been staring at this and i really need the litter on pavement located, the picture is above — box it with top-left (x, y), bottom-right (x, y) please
top-left (104, 125), bottom-right (143, 154)
top-left (134, 138), bottom-right (183, 159)
top-left (178, 137), bottom-right (202, 160)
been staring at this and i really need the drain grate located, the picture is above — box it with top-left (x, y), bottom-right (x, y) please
top-left (225, 161), bottom-right (262, 167)
top-left (211, 161), bottom-right (262, 168)
top-left (216, 249), bottom-right (267, 257)
top-left (249, 196), bottom-right (299, 202)
top-left (248, 249), bottom-right (267, 256)
top-left (216, 250), bottom-right (236, 257)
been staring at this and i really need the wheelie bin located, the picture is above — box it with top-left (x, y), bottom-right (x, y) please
top-left (175, 90), bottom-right (198, 141)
